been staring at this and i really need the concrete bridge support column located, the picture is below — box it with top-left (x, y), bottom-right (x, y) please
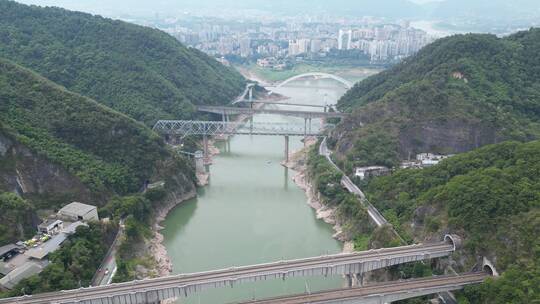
top-left (304, 118), bottom-right (308, 146)
top-left (355, 273), bottom-right (364, 287)
top-left (284, 135), bottom-right (290, 162)
top-left (346, 274), bottom-right (353, 288)
top-left (203, 135), bottom-right (209, 162)
top-left (195, 151), bottom-right (205, 174)
top-left (308, 118), bottom-right (312, 133)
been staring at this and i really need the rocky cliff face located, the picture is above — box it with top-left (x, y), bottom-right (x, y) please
top-left (332, 101), bottom-right (500, 162)
top-left (0, 129), bottom-right (197, 209)
top-left (0, 131), bottom-right (96, 207)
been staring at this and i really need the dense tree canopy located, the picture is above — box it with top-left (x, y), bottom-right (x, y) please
top-left (0, 192), bottom-right (36, 244)
top-left (0, 1), bottom-right (245, 126)
top-left (333, 29), bottom-right (540, 170)
top-left (362, 141), bottom-right (540, 303)
top-left (0, 59), bottom-right (175, 196)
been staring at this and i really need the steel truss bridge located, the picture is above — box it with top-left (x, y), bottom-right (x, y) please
top-left (153, 120), bottom-right (330, 161)
top-left (153, 120), bottom-right (330, 137)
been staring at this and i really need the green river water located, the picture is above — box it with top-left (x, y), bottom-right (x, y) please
top-left (161, 79), bottom-right (348, 303)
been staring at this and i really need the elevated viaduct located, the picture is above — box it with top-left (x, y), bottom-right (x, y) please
top-left (0, 240), bottom-right (459, 304)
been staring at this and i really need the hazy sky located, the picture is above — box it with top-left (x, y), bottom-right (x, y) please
top-left (14, 0), bottom-right (540, 20)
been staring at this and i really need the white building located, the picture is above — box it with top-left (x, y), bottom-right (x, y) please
top-left (239, 38), bottom-right (251, 57)
top-left (338, 29), bottom-right (352, 50)
top-left (58, 202), bottom-right (99, 222)
top-left (416, 153), bottom-right (451, 166)
top-left (37, 219), bottom-right (63, 235)
top-left (401, 153), bottom-right (453, 169)
top-left (288, 40), bottom-right (300, 56)
top-left (310, 39), bottom-right (322, 53)
top-left (355, 166), bottom-right (391, 180)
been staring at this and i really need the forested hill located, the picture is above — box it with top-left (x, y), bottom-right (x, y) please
top-left (333, 29), bottom-right (540, 169)
top-left (0, 0), bottom-right (245, 126)
top-left (0, 58), bottom-right (195, 207)
top-left (363, 140), bottom-right (540, 303)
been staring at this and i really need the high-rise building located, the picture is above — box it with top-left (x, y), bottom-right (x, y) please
top-left (338, 29), bottom-right (352, 50)
top-left (288, 40), bottom-right (300, 56)
top-left (298, 39), bottom-right (310, 54)
top-left (310, 39), bottom-right (322, 53)
top-left (239, 38), bottom-right (251, 57)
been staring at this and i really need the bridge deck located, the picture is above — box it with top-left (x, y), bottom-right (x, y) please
top-left (0, 242), bottom-right (454, 304)
top-left (197, 106), bottom-right (347, 119)
top-left (235, 273), bottom-right (489, 304)
top-left (232, 100), bottom-right (336, 109)
top-left (153, 120), bottom-right (331, 137)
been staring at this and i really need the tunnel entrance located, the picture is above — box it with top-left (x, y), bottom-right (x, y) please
top-left (444, 234), bottom-right (462, 251)
top-left (483, 264), bottom-right (495, 276)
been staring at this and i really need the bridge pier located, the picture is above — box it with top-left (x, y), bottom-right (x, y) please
top-left (203, 135), bottom-right (209, 163)
top-left (304, 118), bottom-right (307, 146)
top-left (194, 151), bottom-right (205, 174)
top-left (346, 274), bottom-right (353, 288)
top-left (355, 273), bottom-right (364, 287)
top-left (284, 135), bottom-right (290, 162)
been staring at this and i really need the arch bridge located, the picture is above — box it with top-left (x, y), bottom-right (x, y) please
top-left (271, 73), bottom-right (353, 92)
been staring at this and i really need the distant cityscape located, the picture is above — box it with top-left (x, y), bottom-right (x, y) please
top-left (141, 15), bottom-right (437, 67)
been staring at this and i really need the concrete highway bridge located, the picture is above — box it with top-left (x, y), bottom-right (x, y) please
top-left (197, 106), bottom-right (348, 120)
top-left (0, 240), bottom-right (460, 304)
top-left (234, 100), bottom-right (337, 110)
top-left (236, 272), bottom-right (489, 304)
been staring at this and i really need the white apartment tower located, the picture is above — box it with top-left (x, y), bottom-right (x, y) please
top-left (338, 29), bottom-right (352, 50)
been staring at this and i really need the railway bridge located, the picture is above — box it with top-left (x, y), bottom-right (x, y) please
top-left (153, 120), bottom-right (332, 162)
top-left (236, 272), bottom-right (489, 304)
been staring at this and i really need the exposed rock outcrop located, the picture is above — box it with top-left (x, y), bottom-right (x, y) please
top-left (0, 131), bottom-right (96, 204)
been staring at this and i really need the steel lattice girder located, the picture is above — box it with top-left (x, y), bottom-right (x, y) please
top-left (153, 120), bottom-right (333, 137)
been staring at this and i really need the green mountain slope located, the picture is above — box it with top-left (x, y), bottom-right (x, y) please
top-left (333, 29), bottom-right (540, 169)
top-left (0, 0), bottom-right (245, 125)
top-left (0, 58), bottom-right (194, 205)
top-left (363, 140), bottom-right (540, 303)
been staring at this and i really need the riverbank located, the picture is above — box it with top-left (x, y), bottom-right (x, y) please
top-left (150, 89), bottom-right (287, 276)
top-left (150, 188), bottom-right (197, 276)
top-left (283, 138), bottom-right (354, 254)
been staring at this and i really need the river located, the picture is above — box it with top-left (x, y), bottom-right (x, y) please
top-left (161, 79), bottom-right (347, 304)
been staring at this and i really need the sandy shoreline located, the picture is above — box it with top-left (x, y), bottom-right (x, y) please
top-left (284, 139), bottom-right (354, 254)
